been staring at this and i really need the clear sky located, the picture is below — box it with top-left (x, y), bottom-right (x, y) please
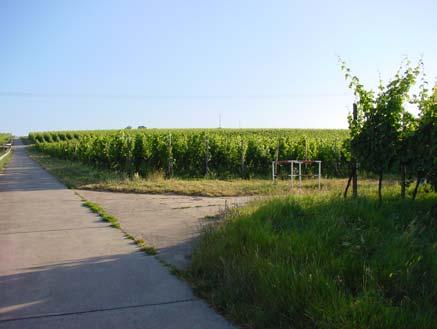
top-left (1, 0), bottom-right (436, 136)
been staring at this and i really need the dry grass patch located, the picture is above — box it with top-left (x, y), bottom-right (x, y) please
top-left (29, 149), bottom-right (400, 197)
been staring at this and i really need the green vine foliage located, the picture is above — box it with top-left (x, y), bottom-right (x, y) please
top-left (30, 129), bottom-right (349, 179)
top-left (409, 83), bottom-right (437, 192)
top-left (340, 59), bottom-right (421, 199)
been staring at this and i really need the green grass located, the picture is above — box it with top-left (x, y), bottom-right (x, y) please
top-left (27, 149), bottom-right (307, 196)
top-left (135, 238), bottom-right (158, 255)
top-left (82, 200), bottom-right (120, 228)
top-left (189, 192), bottom-right (437, 329)
top-left (28, 149), bottom-right (399, 197)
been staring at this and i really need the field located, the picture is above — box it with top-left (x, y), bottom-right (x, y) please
top-left (25, 127), bottom-right (437, 329)
top-left (29, 128), bottom-right (349, 179)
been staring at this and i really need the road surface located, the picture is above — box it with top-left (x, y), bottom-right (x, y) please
top-left (0, 140), bottom-right (234, 329)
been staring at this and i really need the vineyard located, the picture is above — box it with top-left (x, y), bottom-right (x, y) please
top-left (29, 129), bottom-right (349, 178)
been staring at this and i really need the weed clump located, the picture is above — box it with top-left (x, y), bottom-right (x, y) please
top-left (82, 200), bottom-right (120, 228)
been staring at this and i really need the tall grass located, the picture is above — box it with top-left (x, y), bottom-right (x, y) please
top-left (190, 193), bottom-right (437, 328)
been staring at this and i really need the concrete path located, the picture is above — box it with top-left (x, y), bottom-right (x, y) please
top-left (78, 191), bottom-right (250, 270)
top-left (0, 140), bottom-right (234, 329)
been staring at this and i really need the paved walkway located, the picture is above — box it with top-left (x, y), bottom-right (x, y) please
top-left (0, 140), bottom-right (234, 329)
top-left (78, 191), bottom-right (249, 270)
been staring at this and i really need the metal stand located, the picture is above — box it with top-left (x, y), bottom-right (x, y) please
top-left (272, 160), bottom-right (322, 190)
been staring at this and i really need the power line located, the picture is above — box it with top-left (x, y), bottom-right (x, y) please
top-left (0, 91), bottom-right (352, 100)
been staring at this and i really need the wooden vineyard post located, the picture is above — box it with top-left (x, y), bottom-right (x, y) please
top-left (204, 135), bottom-right (209, 176)
top-left (400, 111), bottom-right (407, 199)
top-left (272, 161), bottom-right (276, 182)
top-left (352, 103), bottom-right (358, 198)
top-left (167, 133), bottom-right (173, 178)
top-left (318, 160), bottom-right (321, 190)
top-left (298, 161), bottom-right (302, 189)
top-left (274, 142), bottom-right (279, 180)
top-left (344, 103), bottom-right (358, 198)
top-left (240, 138), bottom-right (247, 179)
top-left (401, 163), bottom-right (407, 199)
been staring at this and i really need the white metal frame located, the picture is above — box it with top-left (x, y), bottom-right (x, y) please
top-left (272, 160), bottom-right (322, 190)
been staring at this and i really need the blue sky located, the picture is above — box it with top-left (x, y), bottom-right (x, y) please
top-left (1, 0), bottom-right (436, 135)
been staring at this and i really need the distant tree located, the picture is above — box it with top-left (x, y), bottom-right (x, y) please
top-left (138, 126), bottom-right (147, 129)
top-left (125, 126), bottom-right (132, 130)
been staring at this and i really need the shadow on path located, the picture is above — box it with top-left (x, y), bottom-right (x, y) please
top-left (0, 253), bottom-right (195, 322)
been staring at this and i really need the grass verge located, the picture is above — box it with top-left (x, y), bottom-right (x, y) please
top-left (189, 192), bottom-right (437, 329)
top-left (78, 193), bottom-right (157, 255)
top-left (28, 149), bottom-right (399, 197)
top-left (0, 150), bottom-right (13, 172)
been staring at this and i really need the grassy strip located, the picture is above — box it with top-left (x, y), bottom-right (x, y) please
top-left (0, 150), bottom-right (13, 172)
top-left (27, 149), bottom-right (300, 196)
top-left (78, 193), bottom-right (157, 255)
top-left (132, 238), bottom-right (157, 255)
top-left (28, 148), bottom-right (399, 197)
top-left (82, 200), bottom-right (120, 229)
top-left (189, 192), bottom-right (437, 329)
